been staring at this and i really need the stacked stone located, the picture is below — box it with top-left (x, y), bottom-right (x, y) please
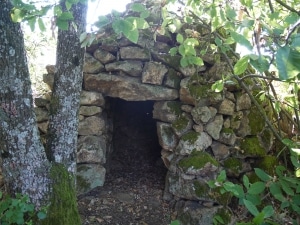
top-left (34, 16), bottom-right (274, 224)
top-left (36, 65), bottom-right (109, 194)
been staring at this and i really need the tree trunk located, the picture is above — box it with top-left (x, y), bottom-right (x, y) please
top-left (0, 1), bottom-right (50, 208)
top-left (1, 1), bottom-right (87, 224)
top-left (46, 1), bottom-right (87, 174)
top-left (42, 2), bottom-right (87, 225)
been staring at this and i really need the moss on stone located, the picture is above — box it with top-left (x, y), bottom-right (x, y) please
top-left (193, 180), bottom-right (209, 198)
top-left (188, 82), bottom-right (212, 100)
top-left (179, 151), bottom-right (219, 170)
top-left (171, 115), bottom-right (189, 133)
top-left (241, 136), bottom-right (266, 157)
top-left (221, 128), bottom-right (234, 134)
top-left (167, 101), bottom-right (182, 116)
top-left (167, 69), bottom-right (181, 89)
top-left (256, 155), bottom-right (278, 176)
top-left (181, 131), bottom-right (198, 144)
top-left (42, 163), bottom-right (81, 225)
top-left (248, 106), bottom-right (265, 134)
top-left (223, 157), bottom-right (243, 176)
top-left (214, 208), bottom-right (232, 224)
top-left (193, 181), bottom-right (231, 205)
top-left (76, 175), bottom-right (90, 191)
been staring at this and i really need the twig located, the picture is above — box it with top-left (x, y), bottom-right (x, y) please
top-left (274, 0), bottom-right (300, 16)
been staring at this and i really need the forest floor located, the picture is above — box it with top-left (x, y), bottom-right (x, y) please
top-left (78, 158), bottom-right (176, 225)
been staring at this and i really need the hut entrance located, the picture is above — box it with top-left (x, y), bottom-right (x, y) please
top-left (105, 97), bottom-right (167, 188)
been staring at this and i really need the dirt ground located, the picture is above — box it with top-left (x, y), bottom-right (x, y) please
top-left (78, 158), bottom-right (175, 225)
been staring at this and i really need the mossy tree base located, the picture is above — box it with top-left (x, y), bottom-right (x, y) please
top-left (42, 163), bottom-right (81, 225)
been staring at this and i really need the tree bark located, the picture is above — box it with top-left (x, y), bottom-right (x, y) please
top-left (46, 1), bottom-right (87, 174)
top-left (0, 1), bottom-right (50, 208)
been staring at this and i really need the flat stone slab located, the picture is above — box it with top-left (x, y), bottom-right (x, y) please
top-left (84, 73), bottom-right (179, 101)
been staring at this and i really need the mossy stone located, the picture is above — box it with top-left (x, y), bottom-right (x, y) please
top-left (171, 115), bottom-right (190, 134)
top-left (255, 155), bottom-right (278, 176)
top-left (248, 106), bottom-right (265, 134)
top-left (179, 151), bottom-right (219, 171)
top-left (241, 136), bottom-right (266, 157)
top-left (193, 181), bottom-right (231, 205)
top-left (223, 157), bottom-right (243, 177)
top-left (214, 208), bottom-right (232, 224)
top-left (167, 101), bottom-right (182, 116)
top-left (181, 131), bottom-right (199, 144)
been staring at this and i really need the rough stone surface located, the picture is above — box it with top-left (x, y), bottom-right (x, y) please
top-left (84, 73), bottom-right (179, 101)
top-left (205, 115), bottom-right (223, 140)
top-left (211, 142), bottom-right (230, 160)
top-left (34, 107), bottom-right (48, 122)
top-left (80, 90), bottom-right (105, 106)
top-left (83, 53), bottom-right (105, 73)
top-left (236, 93), bottom-right (252, 111)
top-left (191, 106), bottom-right (217, 124)
top-left (153, 101), bottom-right (181, 123)
top-left (179, 77), bottom-right (196, 105)
top-left (93, 49), bottom-right (116, 64)
top-left (78, 116), bottom-right (105, 135)
top-left (77, 135), bottom-right (107, 164)
top-left (218, 98), bottom-right (235, 116)
top-left (105, 61), bottom-right (143, 77)
top-left (142, 62), bottom-right (168, 85)
top-left (79, 106), bottom-right (102, 116)
top-left (157, 122), bottom-right (178, 151)
top-left (120, 46), bottom-right (150, 60)
top-left (176, 132), bottom-right (212, 155)
top-left (77, 164), bottom-right (106, 194)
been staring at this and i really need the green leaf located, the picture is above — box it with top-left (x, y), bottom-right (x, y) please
top-left (11, 8), bottom-right (25, 22)
top-left (125, 17), bottom-right (149, 29)
top-left (58, 12), bottom-right (74, 21)
top-left (130, 3), bottom-right (146, 12)
top-left (245, 193), bottom-right (261, 205)
top-left (254, 168), bottom-right (272, 182)
top-left (94, 16), bottom-right (110, 28)
top-left (276, 46), bottom-right (300, 80)
top-left (140, 11), bottom-right (150, 19)
top-left (212, 80), bottom-right (224, 93)
top-left (53, 5), bottom-right (62, 16)
top-left (113, 19), bottom-right (139, 43)
top-left (279, 179), bottom-right (294, 196)
top-left (189, 56), bottom-right (203, 66)
top-left (269, 182), bottom-right (285, 201)
top-left (230, 31), bottom-right (252, 50)
top-left (37, 211), bottom-right (47, 220)
top-left (223, 182), bottom-right (244, 198)
top-left (27, 17), bottom-right (36, 31)
top-left (177, 34), bottom-right (184, 44)
top-left (56, 19), bottom-right (69, 30)
top-left (262, 205), bottom-right (274, 218)
top-left (243, 199), bottom-right (259, 216)
top-left (234, 56), bottom-right (249, 75)
top-left (170, 220), bottom-right (180, 225)
top-left (250, 56), bottom-right (270, 73)
top-left (65, 1), bottom-right (72, 10)
top-left (80, 32), bottom-right (87, 43)
top-left (217, 170), bottom-right (227, 182)
top-left (243, 175), bottom-right (250, 189)
top-left (169, 47), bottom-right (178, 56)
top-left (38, 18), bottom-right (46, 31)
top-left (252, 212), bottom-right (265, 224)
top-left (180, 57), bottom-right (189, 67)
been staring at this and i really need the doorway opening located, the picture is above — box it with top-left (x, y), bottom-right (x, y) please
top-left (105, 97), bottom-right (167, 188)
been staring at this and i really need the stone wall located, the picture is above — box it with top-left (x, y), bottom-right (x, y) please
top-left (35, 7), bottom-right (274, 224)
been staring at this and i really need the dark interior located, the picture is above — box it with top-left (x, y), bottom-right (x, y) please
top-left (105, 98), bottom-right (166, 185)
